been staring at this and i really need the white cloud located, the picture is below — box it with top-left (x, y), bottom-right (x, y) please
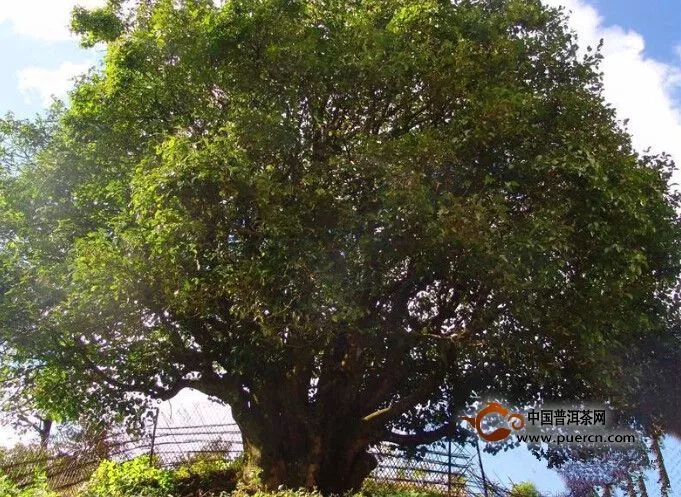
top-left (0, 425), bottom-right (23, 448)
top-left (17, 62), bottom-right (91, 105)
top-left (0, 0), bottom-right (106, 41)
top-left (543, 0), bottom-right (681, 170)
top-left (6, 0), bottom-right (680, 168)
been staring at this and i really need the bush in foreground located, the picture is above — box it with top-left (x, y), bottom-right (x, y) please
top-left (83, 455), bottom-right (243, 497)
top-left (174, 453), bottom-right (242, 496)
top-left (0, 473), bottom-right (58, 497)
top-left (2, 452), bottom-right (532, 497)
top-left (509, 482), bottom-right (541, 497)
top-left (79, 454), bottom-right (468, 497)
top-left (82, 457), bottom-right (175, 497)
top-left (356, 480), bottom-right (452, 497)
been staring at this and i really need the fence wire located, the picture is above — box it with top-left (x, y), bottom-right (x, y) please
top-left (0, 404), bottom-right (510, 497)
top-left (3, 402), bottom-right (676, 496)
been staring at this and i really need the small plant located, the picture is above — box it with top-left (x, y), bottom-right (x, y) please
top-left (175, 450), bottom-right (242, 478)
top-left (0, 472), bottom-right (58, 497)
top-left (357, 479), bottom-right (445, 497)
top-left (174, 454), bottom-right (242, 495)
top-left (509, 481), bottom-right (541, 497)
top-left (233, 488), bottom-right (324, 497)
top-left (83, 456), bottom-right (174, 497)
top-left (0, 444), bottom-right (50, 488)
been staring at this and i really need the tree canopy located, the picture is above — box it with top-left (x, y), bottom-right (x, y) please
top-left (1, 0), bottom-right (680, 492)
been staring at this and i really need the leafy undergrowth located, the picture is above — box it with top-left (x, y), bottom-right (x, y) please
top-left (0, 454), bottom-right (540, 497)
top-left (74, 455), bottom-right (459, 497)
top-left (81, 455), bottom-right (242, 497)
top-left (0, 473), bottom-right (59, 497)
top-left (173, 455), bottom-right (243, 496)
top-left (354, 480), bottom-right (451, 497)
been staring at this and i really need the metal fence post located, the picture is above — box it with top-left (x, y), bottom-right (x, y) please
top-left (447, 437), bottom-right (452, 496)
top-left (7, 412), bottom-right (522, 496)
top-left (476, 439), bottom-right (489, 497)
top-left (149, 407), bottom-right (160, 464)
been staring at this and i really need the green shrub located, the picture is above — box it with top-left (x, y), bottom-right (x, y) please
top-left (509, 481), bottom-right (541, 497)
top-left (0, 442), bottom-right (100, 493)
top-left (83, 456), bottom-right (175, 497)
top-left (357, 479), bottom-right (445, 497)
top-left (232, 488), bottom-right (323, 497)
top-left (0, 472), bottom-right (59, 497)
top-left (174, 454), bottom-right (242, 495)
top-left (77, 456), bottom-right (463, 497)
top-left (174, 453), bottom-right (242, 479)
top-left (0, 444), bottom-right (50, 488)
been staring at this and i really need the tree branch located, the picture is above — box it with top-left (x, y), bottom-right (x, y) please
top-left (362, 370), bottom-right (443, 425)
top-left (384, 422), bottom-right (460, 446)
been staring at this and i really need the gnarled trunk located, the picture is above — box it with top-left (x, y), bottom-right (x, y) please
top-left (241, 433), bottom-right (377, 494)
top-left (195, 331), bottom-right (444, 494)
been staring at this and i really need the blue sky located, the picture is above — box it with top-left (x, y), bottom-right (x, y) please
top-left (0, 0), bottom-right (103, 118)
top-left (590, 0), bottom-right (681, 65)
top-left (1, 1), bottom-right (680, 496)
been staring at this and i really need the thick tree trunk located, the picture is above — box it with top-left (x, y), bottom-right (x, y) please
top-left (220, 339), bottom-right (381, 495)
top-left (240, 430), bottom-right (377, 494)
top-left (317, 446), bottom-right (378, 494)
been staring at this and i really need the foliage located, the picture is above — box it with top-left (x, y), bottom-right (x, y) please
top-left (174, 453), bottom-right (243, 495)
top-left (232, 488), bottom-right (324, 497)
top-left (357, 480), bottom-right (449, 497)
top-left (236, 487), bottom-right (451, 497)
top-left (0, 444), bottom-right (51, 489)
top-left (71, 5), bottom-right (125, 47)
top-left (0, 110), bottom-right (66, 443)
top-left (556, 446), bottom-right (648, 497)
top-left (174, 455), bottom-right (234, 479)
top-left (1, 0), bottom-right (680, 492)
top-left (81, 459), bottom-right (437, 497)
top-left (83, 456), bottom-right (175, 497)
top-left (0, 472), bottom-right (58, 497)
top-left (509, 481), bottom-right (541, 497)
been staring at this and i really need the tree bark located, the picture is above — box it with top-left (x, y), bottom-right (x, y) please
top-left (650, 428), bottom-right (671, 497)
top-left (637, 476), bottom-right (649, 497)
top-left (240, 432), bottom-right (377, 494)
top-left (625, 474), bottom-right (637, 497)
top-left (38, 417), bottom-right (52, 449)
top-left (186, 326), bottom-right (444, 494)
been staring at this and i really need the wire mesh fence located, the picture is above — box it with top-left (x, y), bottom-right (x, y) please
top-left (0, 403), bottom-right (511, 497)
top-left (3, 400), bottom-right (679, 497)
top-left (661, 434), bottom-right (681, 495)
